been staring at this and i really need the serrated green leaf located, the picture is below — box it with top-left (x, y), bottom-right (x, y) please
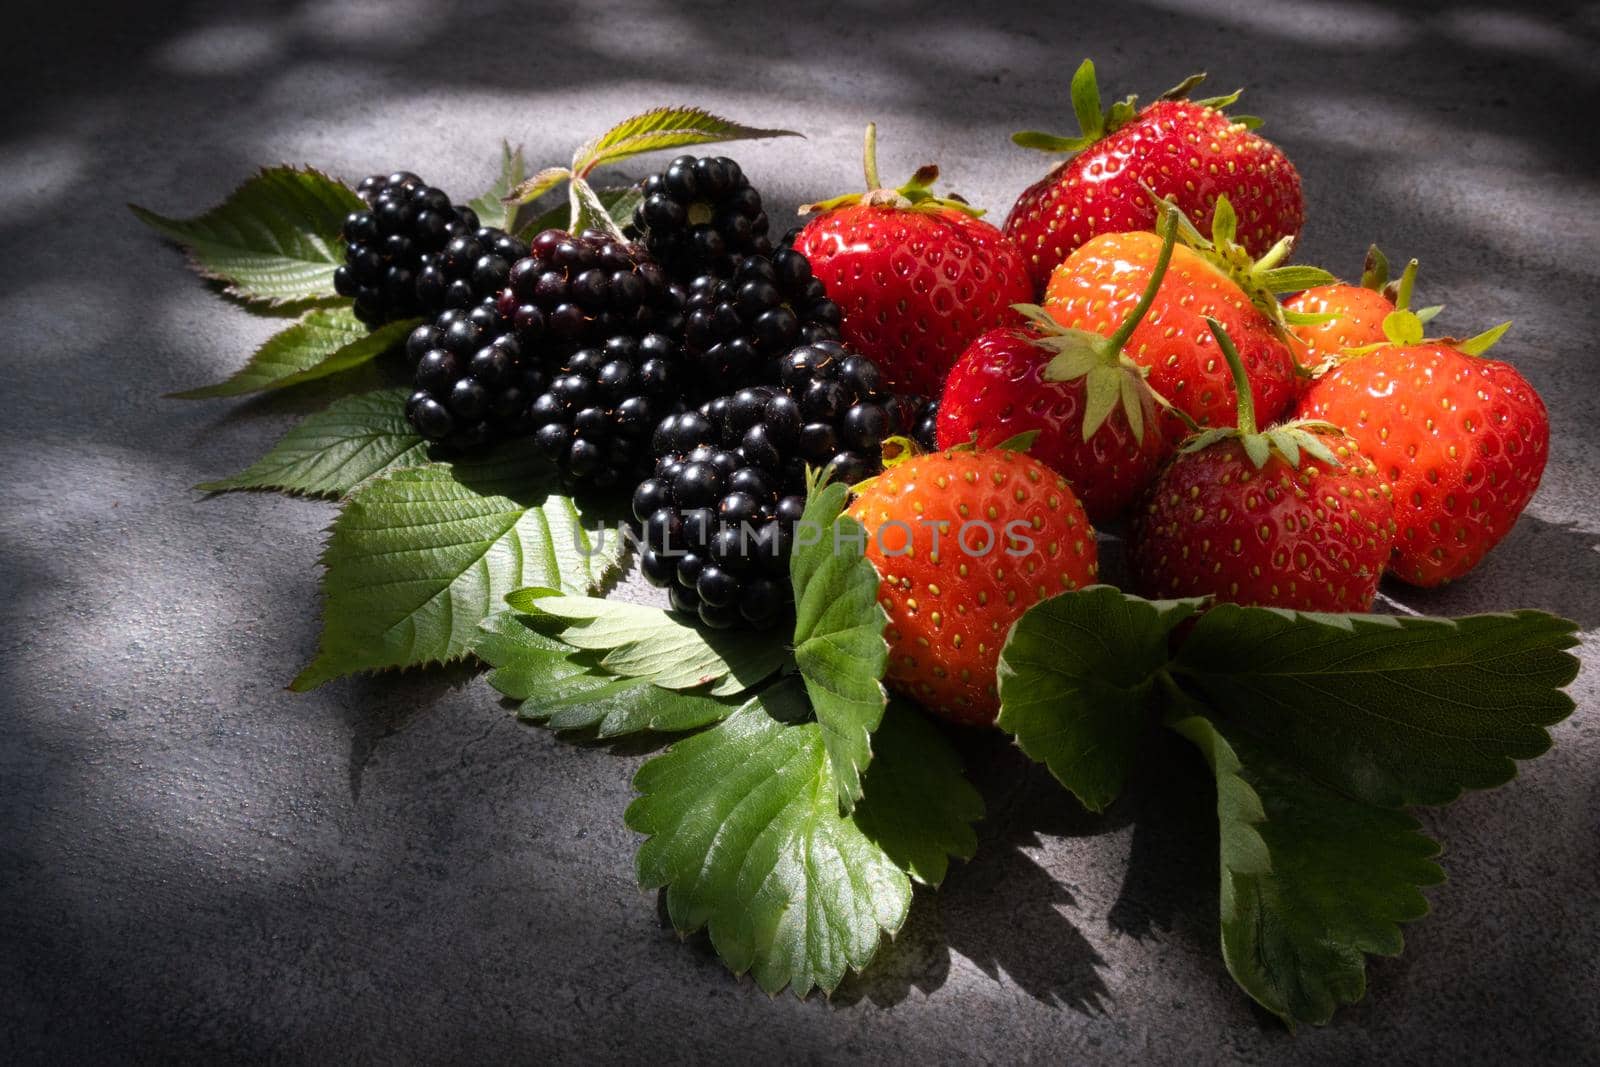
top-left (198, 387), bottom-right (428, 497)
top-left (851, 700), bottom-right (982, 885)
top-left (169, 308), bottom-right (418, 399)
top-left (131, 166), bottom-right (362, 304)
top-left (504, 165), bottom-right (573, 211)
top-left (996, 587), bottom-right (1202, 811)
top-left (626, 681), bottom-right (911, 998)
top-left (290, 443), bottom-right (621, 690)
top-left (1170, 605), bottom-right (1580, 808)
top-left (574, 106), bottom-right (799, 176)
top-left (1170, 704), bottom-right (1444, 1028)
top-left (790, 480), bottom-right (890, 814)
top-left (510, 593), bottom-right (788, 697)
top-left (475, 611), bottom-right (739, 736)
top-left (467, 141), bottom-right (531, 231)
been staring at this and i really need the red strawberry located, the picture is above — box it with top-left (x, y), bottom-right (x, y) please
top-left (1042, 196), bottom-right (1324, 447)
top-left (793, 125), bottom-right (1033, 397)
top-left (1296, 312), bottom-right (1548, 586)
top-left (937, 206), bottom-right (1180, 523)
top-left (1004, 59), bottom-right (1304, 292)
top-left (1130, 318), bottom-right (1396, 612)
top-left (849, 447), bottom-right (1098, 725)
top-left (1283, 246), bottom-right (1441, 378)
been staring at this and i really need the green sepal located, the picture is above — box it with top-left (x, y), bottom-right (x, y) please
top-left (1011, 58), bottom-right (1144, 156)
top-left (994, 429), bottom-right (1041, 453)
top-left (802, 124), bottom-right (984, 219)
top-left (1360, 245), bottom-right (1391, 291)
top-left (1457, 319), bottom-right (1512, 357)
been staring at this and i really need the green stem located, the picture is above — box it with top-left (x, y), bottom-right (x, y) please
top-left (1395, 258), bottom-right (1418, 312)
top-left (1205, 315), bottom-right (1257, 436)
top-left (863, 123), bottom-right (881, 192)
top-left (1106, 204), bottom-right (1179, 354)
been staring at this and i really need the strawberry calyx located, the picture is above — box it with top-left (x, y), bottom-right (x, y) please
top-left (1012, 60), bottom-right (1260, 156)
top-left (1180, 316), bottom-right (1344, 470)
top-left (1025, 204), bottom-right (1182, 443)
top-left (799, 123), bottom-right (984, 219)
top-left (1361, 245), bottom-right (1444, 324)
top-left (1341, 309), bottom-right (1513, 359)
top-left (1162, 193), bottom-right (1336, 329)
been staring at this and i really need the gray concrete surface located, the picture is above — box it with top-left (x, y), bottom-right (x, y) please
top-left (4, 1), bottom-right (1598, 1062)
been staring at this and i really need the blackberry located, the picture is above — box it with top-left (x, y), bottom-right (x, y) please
top-left (627, 155), bottom-right (772, 281)
top-left (886, 394), bottom-right (940, 453)
top-left (682, 249), bottom-right (842, 391)
top-left (634, 339), bottom-right (892, 630)
top-left (405, 228), bottom-right (688, 462)
top-left (335, 171), bottom-right (529, 327)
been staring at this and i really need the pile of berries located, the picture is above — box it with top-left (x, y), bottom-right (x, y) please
top-left (633, 340), bottom-right (895, 628)
top-left (682, 249), bottom-right (843, 389)
top-left (626, 154), bottom-right (772, 280)
top-left (335, 171), bottom-right (527, 326)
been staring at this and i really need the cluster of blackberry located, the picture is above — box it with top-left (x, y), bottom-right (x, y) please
top-left (633, 341), bottom-right (895, 628)
top-left (405, 228), bottom-right (685, 460)
top-left (886, 394), bottom-right (940, 453)
top-left (626, 155), bottom-right (772, 280)
top-left (682, 249), bottom-right (843, 388)
top-left (335, 171), bottom-right (527, 327)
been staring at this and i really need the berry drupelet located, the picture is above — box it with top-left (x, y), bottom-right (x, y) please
top-left (403, 302), bottom-right (540, 449)
top-left (682, 248), bottom-right (842, 390)
top-left (632, 340), bottom-right (893, 630)
top-left (627, 155), bottom-right (772, 281)
top-left (885, 394), bottom-right (940, 453)
top-left (337, 171), bottom-right (529, 327)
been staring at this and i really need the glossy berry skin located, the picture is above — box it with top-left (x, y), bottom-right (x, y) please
top-left (1004, 100), bottom-right (1304, 292)
top-left (849, 449), bottom-right (1098, 726)
top-left (1044, 233), bottom-right (1297, 446)
top-left (627, 154), bottom-right (772, 280)
top-left (937, 327), bottom-right (1168, 523)
top-left (794, 204), bottom-right (1033, 397)
top-left (1297, 344), bottom-right (1549, 586)
top-left (1130, 432), bottom-right (1396, 611)
top-left (1283, 283), bottom-right (1393, 376)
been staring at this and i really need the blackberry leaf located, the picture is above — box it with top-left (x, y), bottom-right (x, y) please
top-left (131, 166), bottom-right (362, 304)
top-left (1170, 605), bottom-right (1581, 807)
top-left (169, 308), bottom-right (418, 399)
top-left (573, 106), bottom-right (799, 176)
top-left (198, 387), bottom-right (428, 497)
top-left (789, 479), bottom-right (889, 814)
top-left (1170, 701), bottom-right (1444, 1028)
top-left (290, 442), bottom-right (622, 691)
top-left (996, 586), bottom-right (1203, 812)
top-left (519, 185), bottom-right (643, 243)
top-left (475, 611), bottom-right (739, 737)
top-left (507, 591), bottom-right (787, 697)
top-left (626, 678), bottom-right (979, 997)
top-left (467, 141), bottom-right (531, 233)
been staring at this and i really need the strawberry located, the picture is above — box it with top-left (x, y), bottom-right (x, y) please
top-left (1004, 59), bottom-right (1304, 293)
top-left (1130, 318), bottom-right (1396, 612)
top-left (1283, 246), bottom-right (1443, 378)
top-left (848, 447), bottom-right (1098, 725)
top-left (793, 124), bottom-right (1033, 397)
top-left (1042, 196), bottom-right (1325, 447)
top-left (936, 206), bottom-right (1180, 523)
top-left (1296, 311), bottom-right (1548, 586)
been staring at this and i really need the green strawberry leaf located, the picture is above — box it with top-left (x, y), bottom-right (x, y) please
top-left (1170, 605), bottom-right (1581, 807)
top-left (573, 106), bottom-right (800, 177)
top-left (996, 586), bottom-right (1202, 811)
top-left (790, 479), bottom-right (890, 814)
top-left (475, 611), bottom-right (740, 736)
top-left (198, 387), bottom-right (428, 497)
top-left (1170, 699), bottom-right (1444, 1028)
top-left (851, 699), bottom-right (982, 886)
top-left (628, 677), bottom-right (976, 997)
top-left (169, 308), bottom-right (418, 399)
top-left (290, 442), bottom-right (622, 690)
top-left (508, 592), bottom-right (788, 697)
top-left (131, 166), bottom-right (362, 304)
top-left (467, 141), bottom-right (532, 233)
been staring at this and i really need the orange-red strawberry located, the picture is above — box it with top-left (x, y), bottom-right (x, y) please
top-left (1004, 60), bottom-right (1303, 292)
top-left (1042, 197), bottom-right (1321, 447)
top-left (1283, 246), bottom-right (1441, 378)
top-left (937, 207), bottom-right (1180, 523)
top-left (849, 447), bottom-right (1098, 726)
top-left (1296, 312), bottom-right (1548, 586)
top-left (793, 125), bottom-right (1032, 397)
top-left (1130, 318), bottom-right (1396, 611)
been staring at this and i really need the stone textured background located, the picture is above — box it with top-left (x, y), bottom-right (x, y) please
top-left (3, 0), bottom-right (1597, 1061)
